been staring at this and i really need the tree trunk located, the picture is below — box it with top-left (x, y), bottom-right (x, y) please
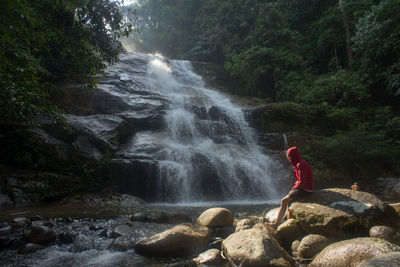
top-left (339, 0), bottom-right (353, 66)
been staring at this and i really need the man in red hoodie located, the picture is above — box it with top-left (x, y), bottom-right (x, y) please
top-left (267, 146), bottom-right (314, 227)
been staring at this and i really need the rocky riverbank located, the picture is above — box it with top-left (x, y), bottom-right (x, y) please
top-left (1, 189), bottom-right (400, 266)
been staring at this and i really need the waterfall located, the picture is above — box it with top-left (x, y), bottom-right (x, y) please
top-left (116, 53), bottom-right (281, 203)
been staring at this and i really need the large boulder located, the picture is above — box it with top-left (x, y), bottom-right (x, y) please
top-left (369, 225), bottom-right (399, 244)
top-left (310, 237), bottom-right (400, 267)
top-left (235, 218), bottom-right (257, 232)
top-left (221, 228), bottom-right (294, 267)
top-left (193, 249), bottom-right (226, 266)
top-left (297, 234), bottom-right (333, 259)
top-left (264, 207), bottom-right (286, 224)
top-left (65, 114), bottom-right (134, 151)
top-left (24, 226), bottom-right (56, 246)
top-left (277, 218), bottom-right (304, 248)
top-left (371, 178), bottom-right (400, 201)
top-left (289, 188), bottom-right (399, 237)
top-left (357, 252), bottom-right (400, 267)
top-left (134, 224), bottom-right (212, 257)
top-left (197, 208), bottom-right (234, 228)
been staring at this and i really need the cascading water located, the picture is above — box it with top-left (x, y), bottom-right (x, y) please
top-left (121, 53), bottom-right (281, 202)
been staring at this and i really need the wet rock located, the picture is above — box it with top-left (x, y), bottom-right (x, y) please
top-left (72, 135), bottom-right (102, 160)
top-left (12, 217), bottom-right (29, 228)
top-left (193, 249), bottom-right (224, 266)
top-left (69, 235), bottom-right (94, 252)
top-left (110, 236), bottom-right (136, 252)
top-left (55, 84), bottom-right (132, 115)
top-left (357, 252), bottom-right (400, 267)
top-left (135, 224), bottom-right (212, 256)
top-left (119, 110), bottom-right (165, 131)
top-left (310, 237), bottom-right (400, 267)
top-left (369, 225), bottom-right (399, 243)
top-left (235, 218), bottom-right (256, 232)
top-left (18, 243), bottom-right (45, 254)
top-left (0, 236), bottom-right (25, 250)
top-left (57, 232), bottom-right (75, 244)
top-left (111, 224), bottom-right (136, 238)
top-left (130, 211), bottom-right (149, 222)
top-left (297, 234), bottom-right (333, 259)
top-left (113, 158), bottom-right (159, 201)
top-left (197, 208), bottom-right (234, 228)
top-left (65, 114), bottom-right (134, 151)
top-left (99, 228), bottom-right (109, 238)
top-left (277, 218), bottom-right (304, 248)
top-left (25, 226), bottom-right (56, 246)
top-left (221, 228), bottom-right (294, 267)
top-left (289, 188), bottom-right (400, 237)
top-left (148, 211), bottom-right (169, 223)
top-left (0, 225), bottom-right (12, 235)
top-left (0, 193), bottom-right (13, 207)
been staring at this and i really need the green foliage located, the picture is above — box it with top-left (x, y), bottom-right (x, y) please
top-left (294, 70), bottom-right (369, 106)
top-left (0, 0), bottom-right (133, 123)
top-left (353, 0), bottom-right (400, 99)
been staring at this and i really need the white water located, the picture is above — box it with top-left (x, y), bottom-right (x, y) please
top-left (125, 53), bottom-right (281, 202)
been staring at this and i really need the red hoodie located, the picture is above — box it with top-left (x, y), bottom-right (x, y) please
top-left (287, 147), bottom-right (314, 191)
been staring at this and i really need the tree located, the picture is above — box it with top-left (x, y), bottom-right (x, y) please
top-left (353, 0), bottom-right (400, 100)
top-left (0, 0), bottom-right (133, 123)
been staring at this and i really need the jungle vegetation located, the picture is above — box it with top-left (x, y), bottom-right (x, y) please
top-left (127, 0), bottom-right (400, 178)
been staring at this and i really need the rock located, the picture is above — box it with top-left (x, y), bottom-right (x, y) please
top-left (222, 228), bottom-right (294, 267)
top-left (0, 193), bottom-right (13, 207)
top-left (0, 236), bottom-right (25, 250)
top-left (113, 158), bottom-right (159, 201)
top-left (369, 225), bottom-right (398, 243)
top-left (310, 237), bottom-right (400, 267)
top-left (193, 249), bottom-right (224, 266)
top-left (390, 203), bottom-right (400, 215)
top-left (264, 207), bottom-right (285, 224)
top-left (69, 237), bottom-right (93, 253)
top-left (18, 243), bottom-right (45, 254)
top-left (130, 212), bottom-right (149, 222)
top-left (289, 188), bottom-right (400, 237)
top-left (110, 236), bottom-right (136, 252)
top-left (25, 226), bottom-right (56, 246)
top-left (277, 218), bottom-right (304, 248)
top-left (12, 217), bottom-right (29, 228)
top-left (252, 223), bottom-right (282, 245)
top-left (291, 240), bottom-right (300, 257)
top-left (57, 232), bottom-right (75, 244)
top-left (235, 218), bottom-right (256, 232)
top-left (134, 224), bottom-right (212, 256)
top-left (197, 208), bottom-right (234, 228)
top-left (371, 178), bottom-right (400, 201)
top-left (110, 224), bottom-right (135, 239)
top-left (297, 234), bottom-right (333, 259)
top-left (357, 252), bottom-right (400, 267)
top-left (65, 114), bottom-right (134, 151)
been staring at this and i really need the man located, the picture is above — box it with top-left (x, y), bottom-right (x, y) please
top-left (267, 146), bottom-right (314, 227)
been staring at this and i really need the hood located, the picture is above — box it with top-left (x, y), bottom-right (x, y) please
top-left (286, 147), bottom-right (302, 166)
